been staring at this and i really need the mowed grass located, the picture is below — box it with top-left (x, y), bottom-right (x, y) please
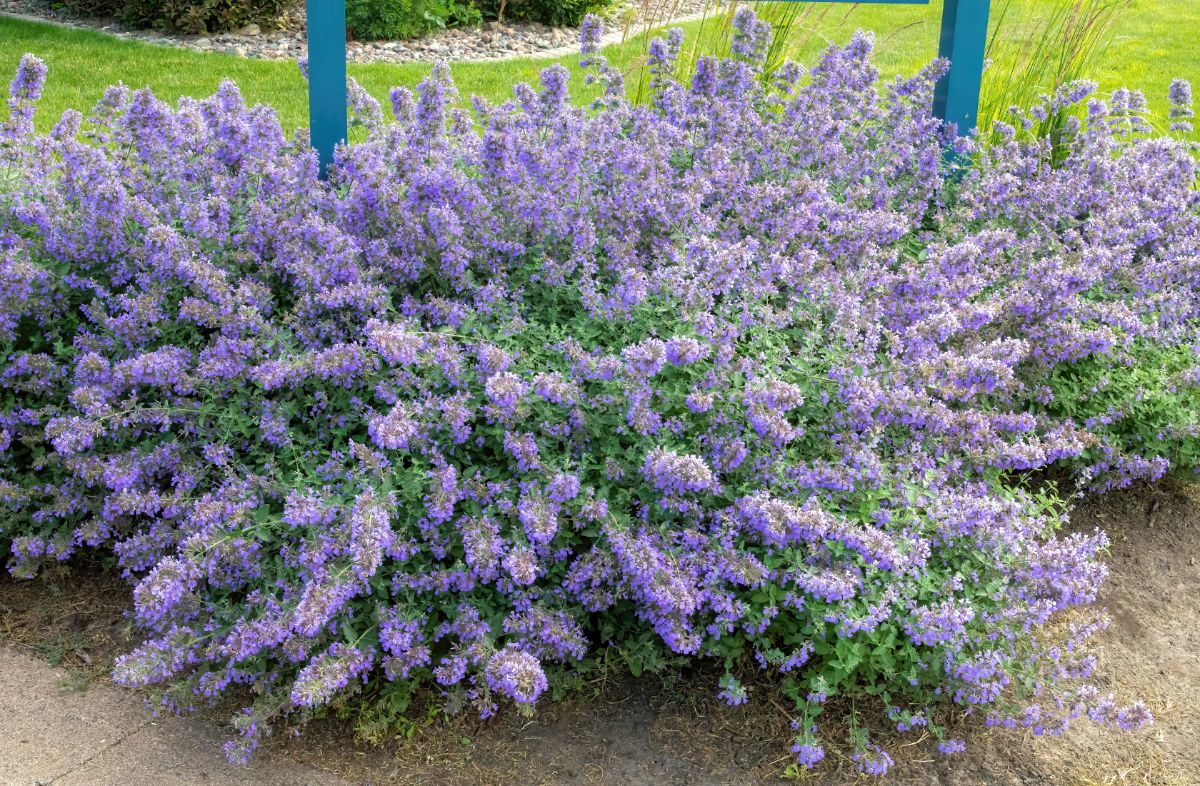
top-left (1, 0), bottom-right (1198, 133)
top-left (0, 14), bottom-right (566, 132)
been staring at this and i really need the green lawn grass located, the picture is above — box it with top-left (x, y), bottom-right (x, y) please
top-left (1, 0), bottom-right (1197, 134)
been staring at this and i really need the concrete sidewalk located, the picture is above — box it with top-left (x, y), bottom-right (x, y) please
top-left (0, 649), bottom-right (355, 786)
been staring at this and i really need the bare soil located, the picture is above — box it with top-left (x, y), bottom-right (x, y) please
top-left (2, 481), bottom-right (1197, 786)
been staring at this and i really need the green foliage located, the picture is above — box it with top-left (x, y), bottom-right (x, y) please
top-left (345, 0), bottom-right (481, 41)
top-left (344, 680), bottom-right (426, 743)
top-left (474, 0), bottom-right (611, 28)
top-left (3, 6), bottom-right (1194, 771)
top-left (49, 0), bottom-right (121, 18)
top-left (58, 0), bottom-right (294, 34)
top-left (1039, 340), bottom-right (1200, 488)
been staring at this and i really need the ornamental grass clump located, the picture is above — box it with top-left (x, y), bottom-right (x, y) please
top-left (2, 10), bottom-right (1198, 773)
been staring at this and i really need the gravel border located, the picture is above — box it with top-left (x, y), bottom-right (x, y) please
top-left (1, 0), bottom-right (719, 64)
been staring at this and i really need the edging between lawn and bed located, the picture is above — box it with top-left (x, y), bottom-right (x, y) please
top-left (0, 0), bottom-right (713, 65)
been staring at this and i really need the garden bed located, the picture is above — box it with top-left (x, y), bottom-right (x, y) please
top-left (4, 482), bottom-right (1195, 784)
top-left (2, 8), bottom-right (1198, 780)
top-left (250, 482), bottom-right (1200, 786)
top-left (0, 0), bottom-right (712, 63)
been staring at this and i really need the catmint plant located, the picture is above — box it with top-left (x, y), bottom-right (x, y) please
top-left (1, 13), bottom-right (1195, 774)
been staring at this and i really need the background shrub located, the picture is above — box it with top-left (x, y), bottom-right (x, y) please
top-left (141, 0), bottom-right (291, 33)
top-left (474, 0), bottom-right (611, 27)
top-left (345, 0), bottom-right (480, 41)
top-left (52, 0), bottom-right (609, 36)
top-left (49, 0), bottom-right (121, 18)
top-left (54, 0), bottom-right (291, 33)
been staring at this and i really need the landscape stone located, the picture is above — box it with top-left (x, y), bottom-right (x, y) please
top-left (0, 0), bottom-right (712, 64)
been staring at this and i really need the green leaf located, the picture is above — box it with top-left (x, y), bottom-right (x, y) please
top-left (628, 656), bottom-right (644, 678)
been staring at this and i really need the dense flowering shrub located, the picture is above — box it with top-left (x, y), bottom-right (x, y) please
top-left (52, 0), bottom-right (291, 34)
top-left (473, 0), bottom-right (612, 28)
top-left (2, 11), bottom-right (1197, 773)
top-left (345, 0), bottom-right (482, 42)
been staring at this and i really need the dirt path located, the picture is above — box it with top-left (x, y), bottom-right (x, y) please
top-left (0, 648), bottom-right (352, 785)
top-left (2, 482), bottom-right (1197, 786)
top-left (945, 480), bottom-right (1200, 786)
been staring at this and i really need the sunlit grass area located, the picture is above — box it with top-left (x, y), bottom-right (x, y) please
top-left (1, 0), bottom-right (1197, 133)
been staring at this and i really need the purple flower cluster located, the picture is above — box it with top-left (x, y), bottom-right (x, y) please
top-left (484, 645), bottom-right (548, 705)
top-left (1, 17), bottom-right (1193, 772)
top-left (641, 448), bottom-right (717, 495)
top-left (1169, 78), bottom-right (1194, 133)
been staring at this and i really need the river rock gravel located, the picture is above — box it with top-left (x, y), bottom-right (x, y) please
top-left (0, 0), bottom-right (716, 64)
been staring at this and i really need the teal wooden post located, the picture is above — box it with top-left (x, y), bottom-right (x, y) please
top-left (933, 0), bottom-right (991, 134)
top-left (306, 0), bottom-right (347, 177)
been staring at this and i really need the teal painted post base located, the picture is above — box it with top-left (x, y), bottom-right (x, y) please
top-left (933, 0), bottom-right (991, 134)
top-left (307, 0), bottom-right (348, 177)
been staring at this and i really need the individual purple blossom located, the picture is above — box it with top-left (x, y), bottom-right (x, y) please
top-left (365, 319), bottom-right (425, 365)
top-left (730, 7), bottom-right (772, 67)
top-left (546, 473), bottom-right (581, 503)
top-left (460, 516), bottom-right (504, 578)
top-left (622, 338), bottom-right (668, 378)
top-left (380, 611), bottom-right (432, 679)
top-left (417, 461), bottom-right (455, 523)
top-left (1168, 78), bottom-right (1193, 132)
top-left (433, 654), bottom-right (468, 686)
top-left (1089, 695), bottom-right (1153, 731)
top-left (685, 392), bottom-right (714, 413)
top-left (45, 416), bottom-right (102, 456)
top-left (485, 645), bottom-right (548, 705)
top-left (853, 745), bottom-right (894, 776)
top-left (734, 493), bottom-right (833, 547)
top-left (486, 371), bottom-right (528, 413)
top-left (113, 347), bottom-right (192, 391)
top-left (503, 431), bottom-right (540, 471)
top-left (538, 64), bottom-right (571, 117)
top-left (348, 491), bottom-right (394, 581)
top-left (310, 343), bottom-right (372, 385)
top-left (906, 599), bottom-right (976, 646)
top-left (665, 336), bottom-right (709, 365)
top-left (579, 14), bottom-right (604, 59)
top-left (282, 490), bottom-right (336, 528)
top-left (792, 741), bottom-right (825, 768)
top-left (258, 404), bottom-right (290, 447)
top-left (439, 391), bottom-right (474, 444)
top-left (290, 643), bottom-right (374, 708)
top-left (3, 54), bottom-right (47, 141)
top-left (503, 546), bottom-right (540, 586)
top-left (291, 580), bottom-right (358, 638)
top-left (475, 342), bottom-right (512, 376)
top-left (368, 402), bottom-right (420, 451)
top-left (1115, 703), bottom-right (1153, 731)
top-left (502, 607), bottom-right (587, 662)
top-left (518, 492), bottom-right (559, 545)
top-left (223, 710), bottom-right (262, 766)
top-left (132, 557), bottom-right (199, 626)
top-left (641, 448), bottom-right (716, 495)
top-left (533, 372), bottom-right (580, 405)
top-left (937, 738), bottom-right (967, 754)
top-left (717, 674), bottom-right (748, 705)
